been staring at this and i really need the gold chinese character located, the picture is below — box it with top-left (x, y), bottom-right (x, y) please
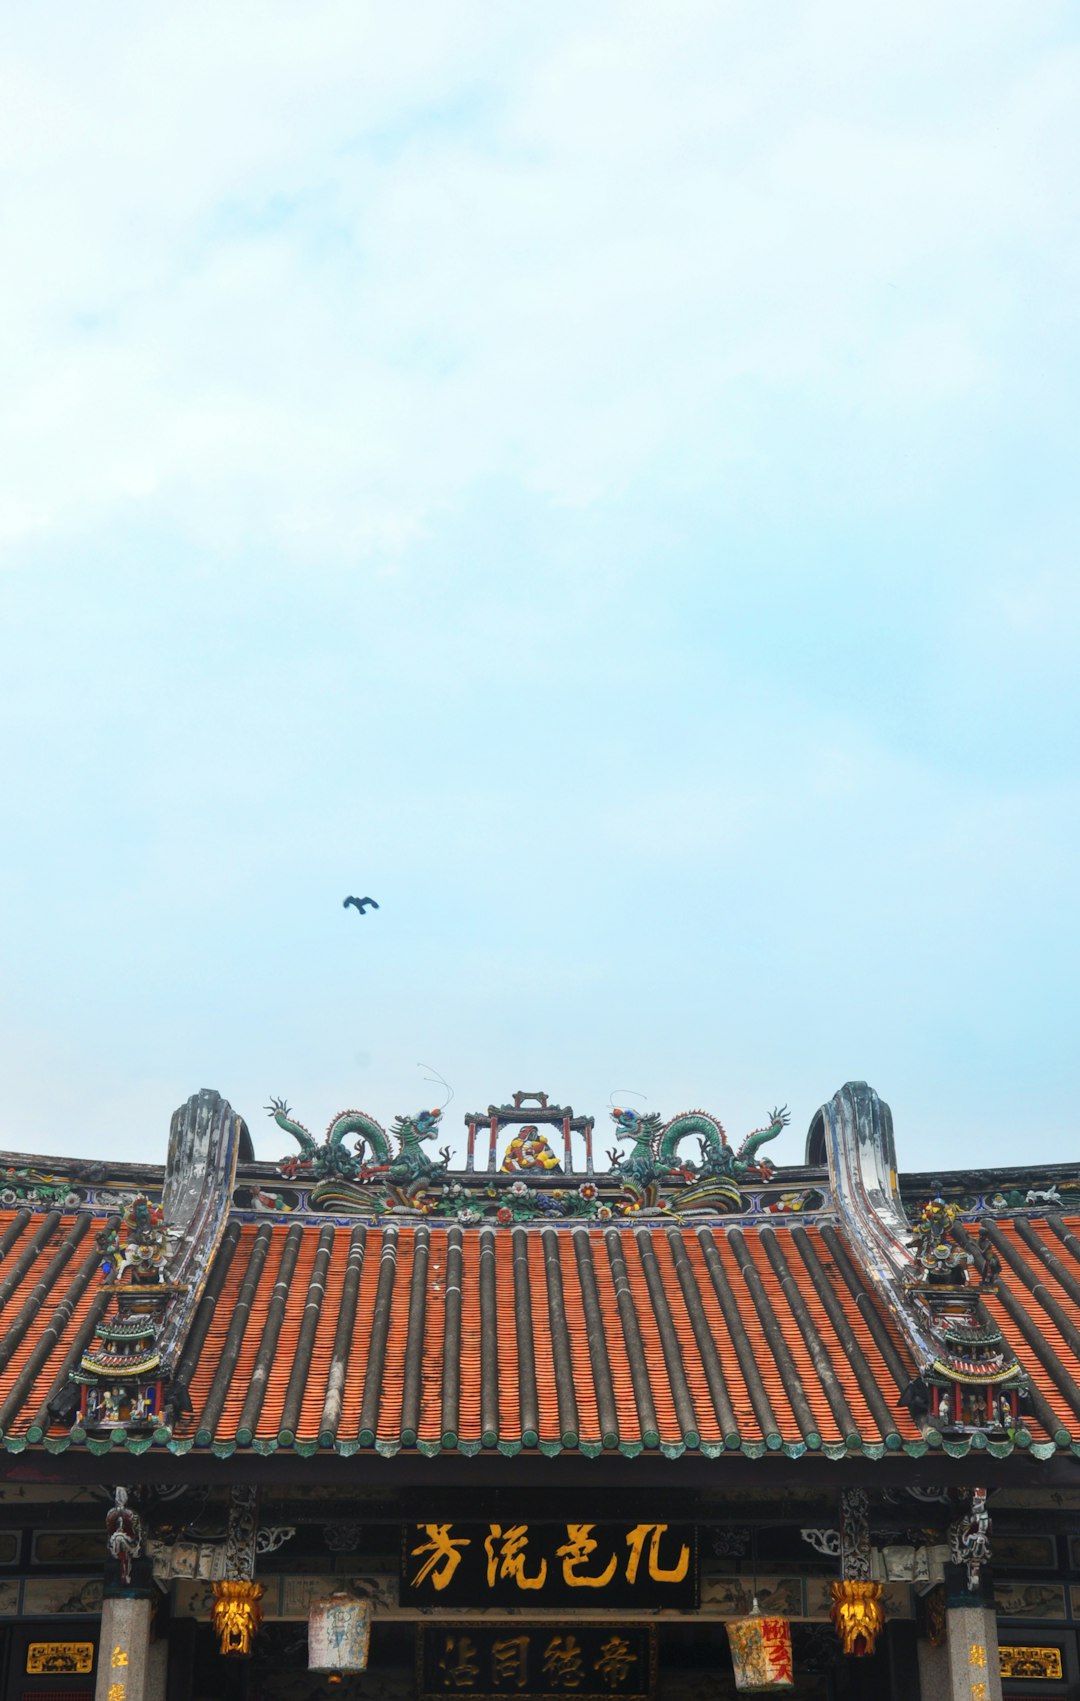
top-left (970, 1685), bottom-right (987, 1701)
top-left (624, 1523), bottom-right (690, 1584)
top-left (594, 1636), bottom-right (637, 1689)
top-left (111, 1647), bottom-right (129, 1668)
top-left (107, 1685), bottom-right (127, 1701)
top-left (411, 1525), bottom-right (472, 1591)
top-left (543, 1635), bottom-right (585, 1688)
top-left (556, 1525), bottom-right (617, 1588)
top-left (439, 1635), bottom-right (480, 1689)
top-left (491, 1635), bottom-right (530, 1689)
top-left (484, 1525), bottom-right (547, 1590)
top-left (969, 1644), bottom-right (987, 1668)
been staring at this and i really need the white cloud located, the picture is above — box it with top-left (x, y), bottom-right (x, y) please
top-left (1, 0), bottom-right (1077, 556)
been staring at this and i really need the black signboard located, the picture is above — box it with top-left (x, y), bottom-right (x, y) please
top-left (402, 1523), bottom-right (697, 1610)
top-left (418, 1626), bottom-right (656, 1701)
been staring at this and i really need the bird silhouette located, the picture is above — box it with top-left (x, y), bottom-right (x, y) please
top-left (343, 896), bottom-right (379, 915)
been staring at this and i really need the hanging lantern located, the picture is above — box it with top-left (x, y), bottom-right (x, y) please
top-left (727, 1598), bottom-right (794, 1692)
top-left (830, 1579), bottom-right (885, 1657)
top-left (309, 1590), bottom-right (371, 1683)
top-left (211, 1579), bottom-right (264, 1657)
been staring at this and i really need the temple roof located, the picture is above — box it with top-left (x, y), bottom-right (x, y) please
top-left (1, 1204), bottom-right (1080, 1465)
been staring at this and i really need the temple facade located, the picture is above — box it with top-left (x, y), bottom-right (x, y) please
top-left (0, 1081), bottom-right (1078, 1700)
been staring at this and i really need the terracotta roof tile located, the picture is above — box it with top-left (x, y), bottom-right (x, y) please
top-left (5, 1209), bottom-right (1080, 1461)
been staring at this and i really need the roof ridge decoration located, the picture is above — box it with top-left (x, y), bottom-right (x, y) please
top-left (269, 1099), bottom-right (450, 1196)
top-left (50, 1088), bottom-right (243, 1439)
top-left (816, 1081), bottom-right (1026, 1441)
top-left (267, 1090), bottom-right (804, 1222)
top-left (608, 1105), bottom-right (789, 1211)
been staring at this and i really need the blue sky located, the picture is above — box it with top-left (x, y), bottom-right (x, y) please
top-left (2, 1), bottom-right (1078, 1172)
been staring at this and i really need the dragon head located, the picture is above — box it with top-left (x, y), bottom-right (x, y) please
top-left (610, 1107), bottom-right (641, 1139)
top-left (414, 1108), bottom-right (443, 1141)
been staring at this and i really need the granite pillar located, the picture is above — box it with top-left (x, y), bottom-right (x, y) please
top-left (944, 1602), bottom-right (1002, 1701)
top-left (95, 1594), bottom-right (154, 1701)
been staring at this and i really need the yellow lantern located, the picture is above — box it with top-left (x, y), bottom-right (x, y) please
top-left (211, 1579), bottom-right (264, 1657)
top-left (830, 1579), bottom-right (885, 1657)
top-left (309, 1590), bottom-right (371, 1684)
top-left (727, 1598), bottom-right (794, 1692)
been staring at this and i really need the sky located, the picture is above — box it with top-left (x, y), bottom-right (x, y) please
top-left (1, 1), bottom-right (1079, 1174)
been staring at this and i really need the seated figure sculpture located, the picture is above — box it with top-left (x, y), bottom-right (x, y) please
top-left (501, 1126), bottom-right (562, 1173)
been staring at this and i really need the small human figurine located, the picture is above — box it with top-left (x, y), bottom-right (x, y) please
top-left (98, 1195), bottom-right (167, 1283)
top-left (501, 1126), bottom-right (562, 1173)
top-left (106, 1487), bottom-right (142, 1587)
top-left (978, 1228), bottom-right (1002, 1288)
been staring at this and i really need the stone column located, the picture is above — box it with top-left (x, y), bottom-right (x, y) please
top-left (98, 1488), bottom-right (154, 1701)
top-left (944, 1601), bottom-right (1002, 1701)
top-left (95, 1595), bottom-right (154, 1701)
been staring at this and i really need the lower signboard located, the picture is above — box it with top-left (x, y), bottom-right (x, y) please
top-left (418, 1625), bottom-right (656, 1701)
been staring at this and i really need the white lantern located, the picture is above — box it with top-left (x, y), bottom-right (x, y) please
top-left (726, 1599), bottom-right (794, 1692)
top-left (308, 1591), bottom-right (371, 1681)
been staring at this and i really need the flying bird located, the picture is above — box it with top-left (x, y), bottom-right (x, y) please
top-left (343, 896), bottom-right (379, 915)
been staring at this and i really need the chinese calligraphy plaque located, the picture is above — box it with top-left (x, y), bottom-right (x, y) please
top-left (419, 1626), bottom-right (656, 1701)
top-left (403, 1524), bottom-right (697, 1609)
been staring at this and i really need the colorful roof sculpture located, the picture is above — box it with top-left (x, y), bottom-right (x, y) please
top-left (0, 1081), bottom-right (1075, 1469)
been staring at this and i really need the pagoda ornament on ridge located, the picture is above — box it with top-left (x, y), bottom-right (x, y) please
top-left (898, 1197), bottom-right (1023, 1434)
top-left (72, 1195), bottom-right (186, 1434)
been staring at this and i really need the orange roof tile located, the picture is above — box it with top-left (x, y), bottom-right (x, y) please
top-left (2, 1209), bottom-right (1080, 1462)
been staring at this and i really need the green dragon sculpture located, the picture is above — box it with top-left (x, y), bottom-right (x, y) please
top-left (606, 1108), bottom-right (665, 1183)
top-left (607, 1104), bottom-right (790, 1209)
top-left (267, 1098), bottom-right (449, 1188)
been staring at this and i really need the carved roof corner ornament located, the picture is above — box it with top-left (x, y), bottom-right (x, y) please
top-left (49, 1089), bottom-right (243, 1441)
top-left (816, 1082), bottom-right (1026, 1438)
